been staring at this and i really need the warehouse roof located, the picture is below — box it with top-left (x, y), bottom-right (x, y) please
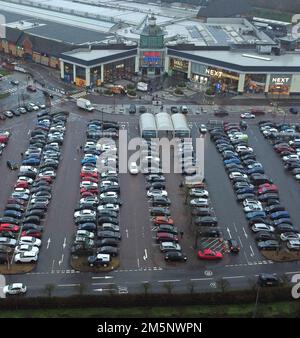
top-left (155, 113), bottom-right (173, 131)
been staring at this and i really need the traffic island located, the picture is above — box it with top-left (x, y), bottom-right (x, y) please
top-left (261, 249), bottom-right (300, 262)
top-left (70, 255), bottom-right (120, 272)
top-left (0, 263), bottom-right (36, 275)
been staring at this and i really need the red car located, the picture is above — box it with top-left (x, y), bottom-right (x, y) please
top-left (258, 184), bottom-right (278, 195)
top-left (14, 181), bottom-right (29, 189)
top-left (80, 177), bottom-right (99, 184)
top-left (80, 171), bottom-right (98, 179)
top-left (154, 216), bottom-right (174, 225)
top-left (0, 136), bottom-right (9, 143)
top-left (156, 232), bottom-right (178, 243)
top-left (21, 230), bottom-right (42, 238)
top-left (80, 187), bottom-right (99, 195)
top-left (0, 223), bottom-right (20, 232)
top-left (36, 176), bottom-right (53, 184)
top-left (275, 146), bottom-right (294, 153)
top-left (251, 108), bottom-right (265, 116)
top-left (80, 191), bottom-right (95, 198)
top-left (198, 249), bottom-right (223, 260)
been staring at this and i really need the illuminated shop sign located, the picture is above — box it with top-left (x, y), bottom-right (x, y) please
top-left (205, 68), bottom-right (223, 78)
top-left (143, 51), bottom-right (161, 63)
top-left (171, 58), bottom-right (188, 72)
top-left (270, 75), bottom-right (292, 86)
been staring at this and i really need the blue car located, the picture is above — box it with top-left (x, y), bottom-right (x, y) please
top-left (24, 153), bottom-right (41, 159)
top-left (246, 211), bottom-right (266, 220)
top-left (273, 218), bottom-right (293, 226)
top-left (270, 211), bottom-right (290, 220)
top-left (247, 167), bottom-right (265, 175)
top-left (22, 158), bottom-right (40, 166)
top-left (236, 187), bottom-right (255, 194)
top-left (224, 158), bottom-right (241, 165)
top-left (81, 158), bottom-right (97, 165)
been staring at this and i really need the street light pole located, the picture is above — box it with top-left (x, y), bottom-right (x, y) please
top-left (252, 285), bottom-right (260, 318)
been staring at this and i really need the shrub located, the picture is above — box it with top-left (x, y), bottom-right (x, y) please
top-left (127, 90), bottom-right (136, 97)
top-left (104, 89), bottom-right (113, 95)
top-left (174, 88), bottom-right (184, 95)
top-left (127, 84), bottom-right (136, 90)
top-left (205, 88), bottom-right (215, 96)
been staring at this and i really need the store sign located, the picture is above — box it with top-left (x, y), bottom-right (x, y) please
top-left (270, 75), bottom-right (292, 86)
top-left (205, 68), bottom-right (223, 78)
top-left (143, 51), bottom-right (161, 63)
top-left (172, 58), bottom-right (188, 72)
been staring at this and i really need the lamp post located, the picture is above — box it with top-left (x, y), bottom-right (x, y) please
top-left (252, 284), bottom-right (260, 318)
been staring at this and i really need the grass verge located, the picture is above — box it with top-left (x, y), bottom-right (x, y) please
top-left (0, 300), bottom-right (299, 318)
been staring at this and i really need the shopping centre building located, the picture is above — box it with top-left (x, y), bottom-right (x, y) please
top-left (1, 0), bottom-right (300, 95)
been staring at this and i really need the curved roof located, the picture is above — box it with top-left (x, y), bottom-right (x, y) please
top-left (155, 113), bottom-right (173, 131)
top-left (139, 113), bottom-right (157, 131)
top-left (171, 113), bottom-right (190, 131)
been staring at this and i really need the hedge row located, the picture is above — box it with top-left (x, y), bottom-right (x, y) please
top-left (0, 287), bottom-right (293, 310)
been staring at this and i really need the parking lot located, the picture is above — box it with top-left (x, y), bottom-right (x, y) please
top-left (0, 99), bottom-right (300, 296)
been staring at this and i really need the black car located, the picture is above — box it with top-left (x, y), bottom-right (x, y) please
top-left (23, 216), bottom-right (41, 225)
top-left (191, 208), bottom-right (211, 216)
top-left (99, 198), bottom-right (122, 206)
top-left (258, 240), bottom-right (281, 250)
top-left (236, 193), bottom-right (256, 202)
top-left (78, 223), bottom-right (97, 232)
top-left (165, 251), bottom-right (187, 262)
top-left (97, 246), bottom-right (119, 257)
top-left (5, 204), bottom-right (25, 212)
top-left (97, 210), bottom-right (118, 218)
top-left (170, 106), bottom-right (179, 114)
top-left (21, 224), bottom-right (43, 232)
top-left (97, 230), bottom-right (121, 240)
top-left (258, 193), bottom-right (279, 202)
top-left (0, 217), bottom-right (20, 225)
top-left (146, 175), bottom-right (165, 182)
top-left (97, 217), bottom-right (119, 225)
top-left (255, 232), bottom-right (277, 242)
top-left (87, 254), bottom-right (110, 267)
top-left (152, 196), bottom-right (171, 207)
top-left (265, 205), bottom-right (285, 214)
top-left (71, 244), bottom-right (94, 255)
top-left (76, 216), bottom-right (96, 225)
top-left (194, 216), bottom-right (218, 227)
top-left (150, 207), bottom-right (170, 216)
top-left (227, 239), bottom-right (240, 253)
top-left (146, 182), bottom-right (166, 190)
top-left (96, 238), bottom-right (119, 248)
top-left (199, 229), bottom-right (221, 238)
top-left (157, 225), bottom-right (178, 235)
top-left (0, 253), bottom-right (8, 264)
top-left (258, 273), bottom-right (280, 287)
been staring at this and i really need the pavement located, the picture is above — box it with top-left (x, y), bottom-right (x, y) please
top-left (0, 67), bottom-right (300, 296)
top-left (0, 274), bottom-right (5, 298)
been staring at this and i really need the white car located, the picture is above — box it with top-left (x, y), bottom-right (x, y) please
top-left (189, 189), bottom-right (209, 198)
top-left (100, 171), bottom-right (117, 178)
top-left (100, 181), bottom-right (119, 187)
top-left (80, 181), bottom-right (98, 189)
top-left (236, 146), bottom-right (253, 153)
top-left (129, 162), bottom-right (139, 174)
top-left (294, 174), bottom-right (300, 180)
top-left (229, 172), bottom-right (248, 180)
top-left (100, 192), bottom-right (118, 199)
top-left (190, 198), bottom-right (209, 207)
top-left (101, 223), bottom-right (120, 232)
top-left (82, 167), bottom-right (98, 173)
top-left (74, 209), bottom-right (96, 218)
top-left (14, 187), bottom-right (30, 195)
top-left (287, 239), bottom-right (300, 250)
top-left (247, 162), bottom-right (263, 169)
top-left (98, 204), bottom-right (119, 212)
top-left (29, 198), bottom-right (49, 206)
top-left (243, 204), bottom-right (264, 213)
top-left (76, 230), bottom-right (95, 239)
top-left (240, 113), bottom-right (255, 119)
top-left (280, 233), bottom-right (300, 241)
top-left (19, 236), bottom-right (41, 247)
top-left (282, 154), bottom-right (299, 162)
top-left (80, 196), bottom-right (99, 204)
top-left (38, 170), bottom-right (56, 178)
top-left (142, 155), bottom-right (160, 163)
top-left (84, 153), bottom-right (99, 159)
top-left (147, 189), bottom-right (168, 198)
top-left (243, 199), bottom-right (262, 208)
top-left (15, 244), bottom-right (39, 254)
top-left (251, 224), bottom-right (274, 233)
top-left (199, 124), bottom-right (207, 133)
top-left (3, 283), bottom-right (27, 295)
top-left (14, 251), bottom-right (38, 263)
top-left (101, 144), bottom-right (117, 152)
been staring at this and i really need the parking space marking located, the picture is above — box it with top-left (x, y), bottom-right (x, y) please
top-left (47, 238), bottom-right (51, 249)
top-left (191, 278), bottom-right (214, 281)
top-left (223, 275), bottom-right (245, 279)
top-left (137, 258), bottom-right (140, 268)
top-left (249, 245), bottom-right (255, 257)
top-left (57, 284), bottom-right (79, 287)
top-left (242, 227), bottom-right (248, 238)
top-left (238, 236), bottom-right (243, 248)
top-left (158, 279), bottom-right (180, 283)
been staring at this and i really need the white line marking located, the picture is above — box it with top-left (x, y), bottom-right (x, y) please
top-left (51, 259), bottom-right (55, 271)
top-left (243, 227), bottom-right (248, 239)
top-left (91, 276), bottom-right (114, 279)
top-left (125, 229), bottom-right (129, 238)
top-left (238, 236), bottom-right (243, 248)
top-left (143, 249), bottom-right (148, 261)
top-left (91, 283), bottom-right (115, 286)
top-left (285, 271), bottom-right (300, 275)
top-left (137, 258), bottom-right (140, 268)
top-left (47, 238), bottom-right (51, 249)
top-left (63, 237), bottom-right (66, 249)
top-left (190, 278), bottom-right (213, 281)
top-left (249, 245), bottom-right (255, 257)
top-left (223, 275), bottom-right (245, 279)
top-left (157, 279), bottom-right (180, 283)
top-left (57, 284), bottom-right (79, 287)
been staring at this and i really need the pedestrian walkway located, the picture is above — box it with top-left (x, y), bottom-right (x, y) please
top-left (71, 91), bottom-right (87, 99)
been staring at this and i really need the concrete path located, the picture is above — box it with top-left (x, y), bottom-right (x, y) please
top-left (0, 274), bottom-right (6, 298)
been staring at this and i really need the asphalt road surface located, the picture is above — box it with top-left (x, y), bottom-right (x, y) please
top-left (1, 100), bottom-right (300, 297)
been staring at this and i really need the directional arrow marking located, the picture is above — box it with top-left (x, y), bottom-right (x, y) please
top-left (226, 227), bottom-right (232, 239)
top-left (63, 237), bottom-right (66, 249)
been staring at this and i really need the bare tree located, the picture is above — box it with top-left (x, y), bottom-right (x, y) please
top-left (44, 283), bottom-right (56, 297)
top-left (163, 282), bottom-right (174, 294)
top-left (141, 282), bottom-right (151, 296)
top-left (216, 278), bottom-right (230, 293)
